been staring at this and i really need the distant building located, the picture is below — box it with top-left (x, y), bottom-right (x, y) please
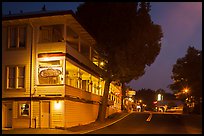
top-left (2, 10), bottom-right (122, 129)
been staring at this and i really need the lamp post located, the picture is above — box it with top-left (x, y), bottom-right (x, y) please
top-left (183, 87), bottom-right (190, 114)
top-left (183, 87), bottom-right (189, 102)
top-left (157, 93), bottom-right (163, 112)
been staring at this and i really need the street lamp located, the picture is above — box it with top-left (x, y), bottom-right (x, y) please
top-left (157, 93), bottom-right (163, 101)
top-left (183, 87), bottom-right (190, 100)
top-left (184, 88), bottom-right (189, 93)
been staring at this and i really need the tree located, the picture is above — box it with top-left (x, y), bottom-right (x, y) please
top-left (163, 92), bottom-right (176, 101)
top-left (168, 46), bottom-right (202, 113)
top-left (169, 46), bottom-right (202, 97)
top-left (76, 2), bottom-right (163, 122)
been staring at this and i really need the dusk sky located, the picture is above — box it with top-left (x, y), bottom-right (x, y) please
top-left (2, 2), bottom-right (202, 94)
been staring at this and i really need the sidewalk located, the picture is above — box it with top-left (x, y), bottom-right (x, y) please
top-left (2, 111), bottom-right (130, 134)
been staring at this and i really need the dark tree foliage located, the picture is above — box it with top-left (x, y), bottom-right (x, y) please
top-left (169, 46), bottom-right (202, 97)
top-left (135, 89), bottom-right (177, 110)
top-left (133, 88), bottom-right (156, 110)
top-left (76, 2), bottom-right (163, 121)
top-left (163, 93), bottom-right (176, 100)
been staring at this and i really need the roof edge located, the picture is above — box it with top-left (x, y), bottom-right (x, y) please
top-left (2, 10), bottom-right (75, 21)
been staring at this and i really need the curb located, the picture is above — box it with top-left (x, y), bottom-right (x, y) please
top-left (79, 112), bottom-right (132, 134)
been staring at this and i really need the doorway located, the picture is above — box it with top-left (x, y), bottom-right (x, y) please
top-left (41, 101), bottom-right (50, 128)
top-left (2, 103), bottom-right (12, 128)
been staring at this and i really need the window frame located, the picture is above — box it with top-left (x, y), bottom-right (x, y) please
top-left (17, 66), bottom-right (25, 88)
top-left (6, 65), bottom-right (26, 90)
top-left (7, 25), bottom-right (27, 49)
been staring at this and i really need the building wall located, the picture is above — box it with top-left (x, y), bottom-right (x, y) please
top-left (12, 101), bottom-right (30, 128)
top-left (32, 101), bottom-right (40, 128)
top-left (2, 13), bottom-right (122, 129)
top-left (50, 100), bottom-right (64, 128)
top-left (2, 24), bottom-right (33, 98)
top-left (64, 100), bottom-right (99, 128)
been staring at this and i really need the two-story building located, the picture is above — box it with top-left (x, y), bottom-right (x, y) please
top-left (2, 9), bottom-right (122, 129)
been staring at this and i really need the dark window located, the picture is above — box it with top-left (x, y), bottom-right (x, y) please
top-left (8, 26), bottom-right (27, 49)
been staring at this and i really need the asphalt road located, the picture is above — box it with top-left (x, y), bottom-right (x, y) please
top-left (87, 112), bottom-right (202, 134)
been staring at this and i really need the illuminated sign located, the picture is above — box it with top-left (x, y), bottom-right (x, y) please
top-left (157, 94), bottom-right (163, 101)
top-left (40, 68), bottom-right (62, 77)
top-left (127, 91), bottom-right (136, 96)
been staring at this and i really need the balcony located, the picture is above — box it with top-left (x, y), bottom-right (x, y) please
top-left (66, 41), bottom-right (104, 77)
top-left (65, 85), bottom-right (102, 102)
top-left (37, 42), bottom-right (67, 54)
top-left (35, 85), bottom-right (65, 97)
top-left (107, 100), bottom-right (115, 106)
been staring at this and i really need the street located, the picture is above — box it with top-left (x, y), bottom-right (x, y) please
top-left (87, 112), bottom-right (202, 134)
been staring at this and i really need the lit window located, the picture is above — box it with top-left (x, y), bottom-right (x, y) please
top-left (7, 66), bottom-right (25, 89)
top-left (8, 26), bottom-right (27, 49)
top-left (19, 103), bottom-right (29, 117)
top-left (38, 60), bottom-right (63, 85)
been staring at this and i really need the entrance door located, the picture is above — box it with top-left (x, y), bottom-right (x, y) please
top-left (41, 101), bottom-right (50, 128)
top-left (5, 103), bottom-right (12, 128)
top-left (2, 104), bottom-right (6, 128)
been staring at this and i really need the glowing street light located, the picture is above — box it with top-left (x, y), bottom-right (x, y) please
top-left (157, 94), bottom-right (163, 101)
top-left (100, 61), bottom-right (104, 66)
top-left (183, 88), bottom-right (189, 93)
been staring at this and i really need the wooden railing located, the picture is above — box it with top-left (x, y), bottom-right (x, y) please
top-left (36, 85), bottom-right (65, 96)
top-left (65, 85), bottom-right (102, 102)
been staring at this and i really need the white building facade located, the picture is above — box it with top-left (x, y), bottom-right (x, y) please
top-left (2, 10), bottom-right (122, 129)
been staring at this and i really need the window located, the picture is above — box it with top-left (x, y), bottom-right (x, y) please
top-left (17, 66), bottom-right (25, 88)
top-left (19, 103), bottom-right (29, 117)
top-left (7, 65), bottom-right (25, 89)
top-left (38, 59), bottom-right (63, 85)
top-left (8, 26), bottom-right (27, 49)
top-left (8, 66), bottom-right (16, 88)
top-left (39, 25), bottom-right (63, 43)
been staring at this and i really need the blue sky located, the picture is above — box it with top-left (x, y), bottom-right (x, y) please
top-left (2, 2), bottom-right (202, 93)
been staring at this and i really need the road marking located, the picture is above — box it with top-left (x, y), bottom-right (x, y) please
top-left (80, 112), bottom-right (132, 134)
top-left (146, 112), bottom-right (152, 122)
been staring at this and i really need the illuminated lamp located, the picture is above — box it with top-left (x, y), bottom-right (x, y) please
top-left (54, 101), bottom-right (61, 110)
top-left (153, 101), bottom-right (157, 104)
top-left (100, 61), bottom-right (104, 66)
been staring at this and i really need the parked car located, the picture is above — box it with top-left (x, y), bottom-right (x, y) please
top-left (167, 107), bottom-right (183, 112)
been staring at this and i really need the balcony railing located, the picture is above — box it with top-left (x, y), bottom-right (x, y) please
top-left (65, 85), bottom-right (102, 102)
top-left (36, 85), bottom-right (65, 97)
top-left (37, 42), bottom-right (67, 54)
